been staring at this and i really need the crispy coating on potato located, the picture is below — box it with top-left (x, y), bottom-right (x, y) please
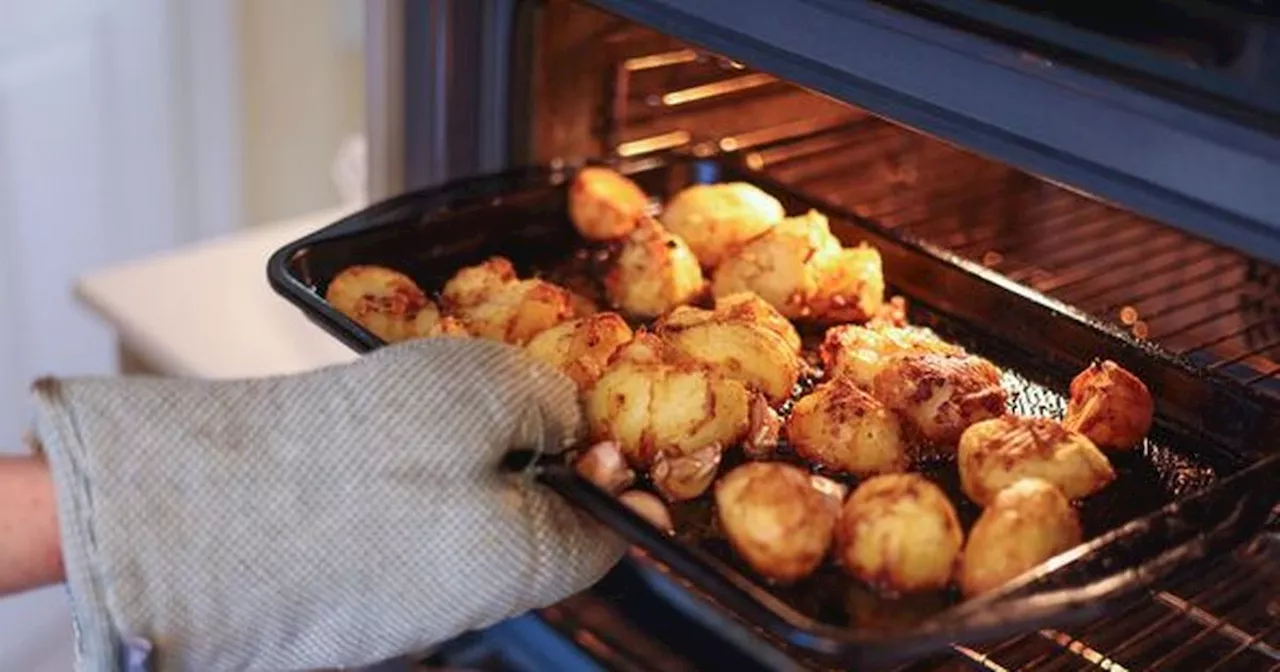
top-left (651, 444), bottom-right (723, 502)
top-left (1064, 360), bottom-right (1154, 451)
top-left (711, 210), bottom-right (886, 323)
top-left (440, 256), bottom-right (574, 345)
top-left (958, 478), bottom-right (1083, 597)
top-left (573, 441), bottom-right (635, 496)
top-left (525, 312), bottom-right (634, 389)
top-left (604, 219), bottom-right (706, 319)
top-left (584, 345), bottom-right (752, 468)
top-left (619, 490), bottom-right (674, 534)
top-left (715, 461), bottom-right (840, 584)
top-left (711, 210), bottom-right (840, 319)
top-left (958, 416), bottom-right (1116, 507)
top-left (568, 166), bottom-right (650, 241)
top-left (808, 244), bottom-right (885, 323)
top-left (326, 265), bottom-right (463, 343)
top-left (836, 474), bottom-right (963, 593)
top-left (786, 377), bottom-right (908, 476)
top-left (714, 292), bottom-right (802, 353)
top-left (871, 352), bottom-right (1007, 446)
top-left (655, 302), bottom-right (802, 405)
top-left (820, 323), bottom-right (964, 389)
top-left (660, 182), bottom-right (784, 268)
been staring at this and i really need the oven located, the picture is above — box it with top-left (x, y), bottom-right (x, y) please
top-left (348, 2), bottom-right (1280, 670)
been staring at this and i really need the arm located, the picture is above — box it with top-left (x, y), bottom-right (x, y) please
top-left (0, 453), bottom-right (65, 595)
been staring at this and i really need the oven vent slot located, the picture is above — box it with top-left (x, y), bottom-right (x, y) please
top-left (604, 49), bottom-right (1280, 399)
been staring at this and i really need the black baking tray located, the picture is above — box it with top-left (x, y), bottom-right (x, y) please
top-left (267, 155), bottom-right (1280, 670)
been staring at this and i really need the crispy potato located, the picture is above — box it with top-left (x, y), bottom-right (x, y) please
top-left (714, 292), bottom-right (802, 353)
top-left (958, 478), bottom-right (1083, 597)
top-left (808, 243), bottom-right (885, 323)
top-left (573, 440), bottom-right (635, 495)
top-left (414, 309), bottom-right (471, 339)
top-left (958, 416), bottom-right (1116, 507)
top-left (868, 295), bottom-right (909, 329)
top-left (651, 444), bottom-right (722, 502)
top-left (871, 352), bottom-right (1008, 446)
top-left (326, 265), bottom-right (440, 343)
top-left (715, 461), bottom-right (840, 583)
top-left (584, 353), bottom-right (752, 468)
top-left (525, 312), bottom-right (634, 388)
top-left (743, 394), bottom-right (783, 459)
top-left (656, 304), bottom-right (801, 405)
top-left (786, 377), bottom-right (908, 476)
top-left (441, 256), bottom-right (574, 345)
top-left (711, 210), bottom-right (840, 319)
top-left (619, 490), bottom-right (674, 534)
top-left (605, 219), bottom-right (706, 318)
top-left (660, 182), bottom-right (784, 268)
top-left (568, 166), bottom-right (650, 241)
top-left (820, 323), bottom-right (964, 389)
top-left (835, 473), bottom-right (963, 593)
top-left (1064, 360), bottom-right (1154, 451)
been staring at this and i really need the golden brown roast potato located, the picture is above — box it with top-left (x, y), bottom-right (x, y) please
top-left (819, 323), bottom-right (964, 389)
top-left (655, 303), bottom-right (802, 405)
top-left (573, 441), bottom-right (635, 496)
top-left (713, 292), bottom-right (802, 353)
top-left (659, 182), bottom-right (784, 268)
top-left (835, 473), bottom-right (963, 593)
top-left (958, 478), bottom-right (1083, 597)
top-left (650, 444), bottom-right (722, 502)
top-left (584, 349), bottom-right (752, 468)
top-left (1064, 360), bottom-right (1154, 451)
top-left (568, 166), bottom-right (650, 241)
top-left (808, 243), bottom-right (885, 323)
top-left (711, 210), bottom-right (840, 319)
top-left (604, 219), bottom-right (706, 318)
top-left (958, 415), bottom-right (1116, 506)
top-left (714, 461), bottom-right (840, 583)
top-left (619, 490), bottom-right (674, 534)
top-left (327, 265), bottom-right (471, 343)
top-left (871, 352), bottom-right (1008, 446)
top-left (743, 394), bottom-right (783, 459)
top-left (524, 312), bottom-right (634, 389)
top-left (785, 377), bottom-right (908, 476)
top-left (440, 256), bottom-right (575, 345)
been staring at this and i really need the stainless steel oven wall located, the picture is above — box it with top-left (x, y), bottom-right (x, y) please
top-left (365, 0), bottom-right (518, 199)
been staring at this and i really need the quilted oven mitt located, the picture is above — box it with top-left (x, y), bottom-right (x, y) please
top-left (31, 337), bottom-right (626, 672)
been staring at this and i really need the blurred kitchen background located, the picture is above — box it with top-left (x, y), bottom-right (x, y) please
top-left (1, 1), bottom-right (368, 668)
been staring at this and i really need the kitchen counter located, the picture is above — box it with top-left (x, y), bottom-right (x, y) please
top-left (77, 207), bottom-right (359, 378)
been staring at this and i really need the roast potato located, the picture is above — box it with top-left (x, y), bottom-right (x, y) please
top-left (711, 210), bottom-right (841, 319)
top-left (958, 477), bottom-right (1083, 597)
top-left (713, 291), bottom-right (802, 353)
top-left (326, 265), bottom-right (464, 343)
top-left (836, 473), bottom-right (963, 593)
top-left (651, 444), bottom-right (722, 502)
top-left (604, 219), bottom-right (705, 318)
top-left (807, 243), bottom-right (885, 324)
top-left (584, 353), bottom-right (752, 468)
top-left (871, 352), bottom-right (1008, 446)
top-left (660, 182), bottom-right (784, 268)
top-left (1064, 360), bottom-right (1154, 451)
top-left (785, 377), bottom-right (908, 476)
top-left (568, 166), bottom-right (650, 241)
top-left (656, 303), bottom-right (802, 405)
top-left (573, 440), bottom-right (635, 495)
top-left (440, 257), bottom-right (574, 344)
top-left (715, 461), bottom-right (840, 583)
top-left (958, 415), bottom-right (1116, 507)
top-left (820, 323), bottom-right (964, 389)
top-left (619, 490), bottom-right (674, 534)
top-left (525, 312), bottom-right (634, 388)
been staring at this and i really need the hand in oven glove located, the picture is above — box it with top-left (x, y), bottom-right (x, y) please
top-left (30, 337), bottom-right (626, 672)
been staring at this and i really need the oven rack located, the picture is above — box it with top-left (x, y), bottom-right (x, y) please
top-left (600, 48), bottom-right (1280, 400)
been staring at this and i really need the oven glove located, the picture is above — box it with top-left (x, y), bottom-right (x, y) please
top-left (30, 337), bottom-right (626, 672)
